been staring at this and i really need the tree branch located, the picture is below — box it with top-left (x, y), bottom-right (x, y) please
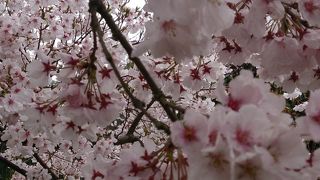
top-left (89, 2), bottom-right (171, 147)
top-left (0, 156), bottom-right (27, 177)
top-left (90, 5), bottom-right (171, 137)
top-left (114, 135), bottom-right (143, 146)
top-left (144, 112), bottom-right (170, 135)
top-left (127, 98), bottom-right (156, 135)
top-left (89, 5), bottom-right (145, 109)
top-left (89, 0), bottom-right (179, 122)
top-left (33, 153), bottom-right (59, 180)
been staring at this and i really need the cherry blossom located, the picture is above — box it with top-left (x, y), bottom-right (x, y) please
top-left (299, 89), bottom-right (320, 141)
top-left (1, 0), bottom-right (320, 179)
top-left (132, 0), bottom-right (234, 60)
top-left (299, 0), bottom-right (320, 27)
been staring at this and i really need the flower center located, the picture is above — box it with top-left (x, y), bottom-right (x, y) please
top-left (208, 152), bottom-right (228, 170)
top-left (312, 114), bottom-right (320, 125)
top-left (228, 97), bottom-right (241, 111)
top-left (235, 129), bottom-right (252, 147)
top-left (304, 1), bottom-right (317, 14)
top-left (183, 125), bottom-right (197, 142)
top-left (162, 19), bottom-right (176, 36)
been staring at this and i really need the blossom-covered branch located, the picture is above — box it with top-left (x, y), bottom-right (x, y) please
top-left (89, 0), bottom-right (180, 122)
top-left (1, 0), bottom-right (320, 179)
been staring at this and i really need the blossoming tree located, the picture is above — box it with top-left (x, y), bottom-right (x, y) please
top-left (1, 0), bottom-right (320, 179)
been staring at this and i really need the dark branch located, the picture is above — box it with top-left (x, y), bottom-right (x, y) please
top-left (33, 153), bottom-right (59, 180)
top-left (89, 5), bottom-right (145, 109)
top-left (114, 135), bottom-right (143, 146)
top-left (127, 98), bottom-right (156, 135)
top-left (89, 0), bottom-right (180, 122)
top-left (90, 4), bottom-right (171, 140)
top-left (0, 156), bottom-right (27, 177)
top-left (145, 112), bottom-right (170, 135)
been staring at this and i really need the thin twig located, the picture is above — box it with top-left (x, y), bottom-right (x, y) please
top-left (127, 98), bottom-right (156, 135)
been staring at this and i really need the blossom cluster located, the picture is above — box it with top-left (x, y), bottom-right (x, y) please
top-left (171, 71), bottom-right (312, 180)
top-left (0, 0), bottom-right (320, 180)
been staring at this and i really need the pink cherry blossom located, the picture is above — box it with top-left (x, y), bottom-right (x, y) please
top-left (300, 89), bottom-right (320, 141)
top-left (1, 0), bottom-right (320, 179)
top-left (299, 0), bottom-right (320, 27)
